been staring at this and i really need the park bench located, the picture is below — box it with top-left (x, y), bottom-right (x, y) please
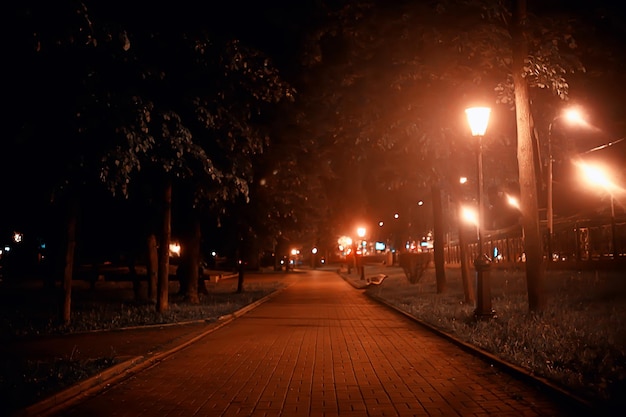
top-left (366, 273), bottom-right (388, 285)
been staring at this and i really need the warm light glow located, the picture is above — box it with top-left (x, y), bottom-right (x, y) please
top-left (417, 200), bottom-right (424, 206)
top-left (394, 213), bottom-right (399, 219)
top-left (357, 227), bottom-right (366, 238)
top-left (459, 177), bottom-right (467, 184)
top-left (564, 108), bottom-right (584, 124)
top-left (460, 206), bottom-right (479, 227)
top-left (554, 107), bottom-right (591, 131)
top-left (169, 242), bottom-right (181, 257)
top-left (291, 248), bottom-right (299, 256)
top-left (378, 221), bottom-right (384, 227)
top-left (465, 107), bottom-right (491, 136)
top-left (576, 161), bottom-right (617, 191)
top-left (338, 236), bottom-right (352, 249)
top-left (311, 247), bottom-right (318, 254)
top-left (506, 194), bottom-right (520, 211)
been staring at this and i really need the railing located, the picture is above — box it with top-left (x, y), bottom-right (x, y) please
top-left (443, 217), bottom-right (626, 269)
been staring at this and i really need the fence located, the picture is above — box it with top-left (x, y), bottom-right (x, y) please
top-left (443, 217), bottom-right (626, 269)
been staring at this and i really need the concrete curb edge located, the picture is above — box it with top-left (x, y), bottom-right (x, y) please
top-left (15, 281), bottom-right (294, 417)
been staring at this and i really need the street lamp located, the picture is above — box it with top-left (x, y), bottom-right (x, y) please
top-left (546, 108), bottom-right (585, 261)
top-left (465, 106), bottom-right (495, 319)
top-left (357, 227), bottom-right (366, 280)
top-left (577, 161), bottom-right (619, 258)
top-left (311, 247), bottom-right (318, 269)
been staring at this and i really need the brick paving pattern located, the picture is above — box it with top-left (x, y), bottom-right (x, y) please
top-left (53, 270), bottom-right (578, 417)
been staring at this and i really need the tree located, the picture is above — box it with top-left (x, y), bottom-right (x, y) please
top-left (9, 1), bottom-right (297, 318)
top-left (7, 1), bottom-right (134, 323)
top-left (216, 114), bottom-right (334, 288)
top-left (299, 0), bottom-right (612, 310)
top-left (511, 0), bottom-right (546, 311)
top-left (299, 0), bottom-right (506, 292)
top-left (100, 30), bottom-right (295, 306)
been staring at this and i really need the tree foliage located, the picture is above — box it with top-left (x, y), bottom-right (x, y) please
top-left (6, 0), bottom-right (623, 274)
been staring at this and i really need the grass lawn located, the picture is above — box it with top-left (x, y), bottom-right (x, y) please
top-left (0, 273), bottom-right (289, 414)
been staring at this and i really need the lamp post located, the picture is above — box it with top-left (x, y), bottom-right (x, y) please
top-left (610, 195), bottom-right (617, 258)
top-left (578, 162), bottom-right (619, 258)
top-left (546, 109), bottom-right (585, 261)
top-left (311, 247), bottom-right (318, 269)
top-left (357, 227), bottom-right (366, 280)
top-left (465, 106), bottom-right (495, 319)
top-left (338, 236), bottom-right (353, 273)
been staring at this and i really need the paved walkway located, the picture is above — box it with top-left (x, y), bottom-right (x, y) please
top-left (44, 269), bottom-right (579, 417)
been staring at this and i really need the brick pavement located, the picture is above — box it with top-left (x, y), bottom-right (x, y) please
top-left (44, 269), bottom-right (582, 417)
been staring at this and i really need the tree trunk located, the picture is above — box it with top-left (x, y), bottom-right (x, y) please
top-left (274, 240), bottom-right (281, 271)
top-left (129, 255), bottom-right (141, 301)
top-left (431, 185), bottom-right (446, 293)
top-left (184, 216), bottom-right (202, 303)
top-left (237, 259), bottom-right (245, 294)
top-left (146, 233), bottom-right (158, 302)
top-left (62, 197), bottom-right (79, 325)
top-left (512, 0), bottom-right (546, 312)
top-left (237, 233), bottom-right (245, 293)
top-left (157, 179), bottom-right (172, 313)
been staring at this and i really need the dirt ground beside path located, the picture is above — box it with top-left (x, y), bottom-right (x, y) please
top-left (2, 320), bottom-right (218, 363)
top-left (1, 270), bottom-right (295, 415)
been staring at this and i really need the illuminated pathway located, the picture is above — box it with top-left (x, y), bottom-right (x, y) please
top-left (56, 270), bottom-right (577, 416)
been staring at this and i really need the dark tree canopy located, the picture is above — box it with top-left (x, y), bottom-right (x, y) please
top-left (3, 0), bottom-right (625, 264)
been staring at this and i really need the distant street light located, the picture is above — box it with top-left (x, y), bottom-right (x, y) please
top-left (460, 205), bottom-right (479, 229)
top-left (546, 108), bottom-right (585, 261)
top-left (577, 161), bottom-right (619, 258)
top-left (465, 106), bottom-right (495, 319)
top-left (311, 247), bottom-right (318, 269)
top-left (357, 227), bottom-right (366, 280)
top-left (506, 194), bottom-right (521, 211)
top-left (338, 236), bottom-right (353, 272)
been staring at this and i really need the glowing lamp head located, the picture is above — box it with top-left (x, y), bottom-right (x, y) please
top-left (460, 206), bottom-right (479, 227)
top-left (564, 108), bottom-right (584, 124)
top-left (465, 107), bottom-right (491, 136)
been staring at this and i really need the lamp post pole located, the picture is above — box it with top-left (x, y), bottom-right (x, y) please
top-left (547, 109), bottom-right (585, 261)
top-left (578, 161), bottom-right (619, 259)
top-left (547, 121), bottom-right (555, 262)
top-left (477, 134), bottom-right (485, 258)
top-left (357, 227), bottom-right (366, 280)
top-left (465, 107), bottom-right (495, 320)
top-left (610, 195), bottom-right (617, 258)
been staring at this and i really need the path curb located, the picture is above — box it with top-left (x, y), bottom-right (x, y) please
top-left (339, 271), bottom-right (593, 415)
top-left (15, 281), bottom-right (294, 417)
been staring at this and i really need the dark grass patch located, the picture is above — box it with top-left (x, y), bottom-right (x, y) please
top-left (1, 356), bottom-right (118, 413)
top-left (0, 276), bottom-right (286, 413)
top-left (1, 279), bottom-right (284, 338)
